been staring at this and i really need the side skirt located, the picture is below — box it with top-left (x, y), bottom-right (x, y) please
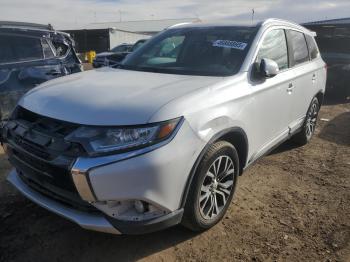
top-left (243, 125), bottom-right (303, 172)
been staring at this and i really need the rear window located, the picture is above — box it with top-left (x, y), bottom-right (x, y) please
top-left (0, 35), bottom-right (16, 63)
top-left (288, 30), bottom-right (309, 66)
top-left (305, 35), bottom-right (319, 60)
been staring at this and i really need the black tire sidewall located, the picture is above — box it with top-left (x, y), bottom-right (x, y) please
top-left (292, 96), bottom-right (320, 145)
top-left (304, 97), bottom-right (320, 142)
top-left (184, 141), bottom-right (239, 230)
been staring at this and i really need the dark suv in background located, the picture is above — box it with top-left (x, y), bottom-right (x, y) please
top-left (0, 21), bottom-right (82, 120)
top-left (305, 22), bottom-right (350, 99)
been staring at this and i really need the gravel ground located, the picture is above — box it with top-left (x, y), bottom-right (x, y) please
top-left (0, 99), bottom-right (349, 262)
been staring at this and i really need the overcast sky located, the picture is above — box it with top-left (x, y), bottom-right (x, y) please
top-left (1, 0), bottom-right (349, 29)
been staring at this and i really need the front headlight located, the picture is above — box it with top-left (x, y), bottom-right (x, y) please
top-left (66, 118), bottom-right (182, 156)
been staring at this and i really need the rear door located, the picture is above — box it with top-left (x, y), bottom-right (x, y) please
top-left (285, 30), bottom-right (316, 133)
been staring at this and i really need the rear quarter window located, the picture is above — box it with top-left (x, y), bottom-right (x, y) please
top-left (287, 30), bottom-right (309, 66)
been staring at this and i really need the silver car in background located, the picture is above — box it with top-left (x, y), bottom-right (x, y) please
top-left (1, 18), bottom-right (326, 234)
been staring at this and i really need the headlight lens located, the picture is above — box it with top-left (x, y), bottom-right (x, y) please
top-left (66, 118), bottom-right (182, 155)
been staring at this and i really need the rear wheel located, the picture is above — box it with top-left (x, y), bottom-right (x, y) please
top-left (182, 141), bottom-right (239, 231)
top-left (292, 97), bottom-right (320, 145)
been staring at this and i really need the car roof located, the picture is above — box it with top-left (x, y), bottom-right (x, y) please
top-left (169, 18), bottom-right (314, 36)
top-left (0, 21), bottom-right (71, 38)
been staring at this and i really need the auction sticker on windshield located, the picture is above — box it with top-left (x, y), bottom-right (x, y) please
top-left (213, 40), bottom-right (248, 50)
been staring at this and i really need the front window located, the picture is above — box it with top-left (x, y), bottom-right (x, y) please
top-left (121, 27), bottom-right (257, 76)
top-left (256, 29), bottom-right (289, 70)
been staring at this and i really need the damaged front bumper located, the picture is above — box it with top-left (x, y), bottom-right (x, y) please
top-left (7, 169), bottom-right (120, 234)
top-left (7, 169), bottom-right (184, 234)
top-left (3, 112), bottom-right (200, 234)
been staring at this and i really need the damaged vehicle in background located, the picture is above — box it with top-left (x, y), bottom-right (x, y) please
top-left (92, 39), bottom-right (147, 68)
top-left (0, 21), bottom-right (82, 120)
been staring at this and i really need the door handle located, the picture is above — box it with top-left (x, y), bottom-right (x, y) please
top-left (287, 83), bottom-right (294, 93)
top-left (312, 74), bottom-right (317, 82)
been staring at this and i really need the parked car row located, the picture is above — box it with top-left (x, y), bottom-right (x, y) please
top-left (0, 21), bottom-right (82, 120)
top-left (92, 39), bottom-right (147, 68)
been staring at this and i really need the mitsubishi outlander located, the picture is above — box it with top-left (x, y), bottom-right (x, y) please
top-left (1, 19), bottom-right (326, 234)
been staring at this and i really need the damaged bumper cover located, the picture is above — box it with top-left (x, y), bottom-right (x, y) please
top-left (7, 169), bottom-right (184, 235)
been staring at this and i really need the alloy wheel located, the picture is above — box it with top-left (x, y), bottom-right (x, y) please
top-left (199, 155), bottom-right (235, 220)
top-left (306, 101), bottom-right (319, 139)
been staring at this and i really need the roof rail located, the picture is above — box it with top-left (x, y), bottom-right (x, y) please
top-left (262, 18), bottom-right (302, 27)
top-left (262, 18), bottom-right (313, 34)
top-left (0, 21), bottom-right (54, 31)
top-left (168, 22), bottom-right (193, 29)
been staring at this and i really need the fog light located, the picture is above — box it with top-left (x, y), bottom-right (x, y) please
top-left (134, 200), bottom-right (147, 214)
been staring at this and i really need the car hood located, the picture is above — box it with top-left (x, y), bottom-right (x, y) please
top-left (19, 68), bottom-right (221, 126)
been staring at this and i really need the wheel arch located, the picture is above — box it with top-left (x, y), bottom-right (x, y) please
top-left (180, 127), bottom-right (249, 208)
top-left (315, 91), bottom-right (324, 105)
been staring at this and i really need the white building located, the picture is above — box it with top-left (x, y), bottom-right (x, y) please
top-left (63, 18), bottom-right (199, 53)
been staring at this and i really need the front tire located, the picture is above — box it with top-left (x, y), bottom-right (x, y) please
top-left (182, 141), bottom-right (239, 231)
top-left (292, 97), bottom-right (320, 145)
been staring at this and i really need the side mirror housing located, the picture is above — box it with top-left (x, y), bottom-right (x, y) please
top-left (260, 58), bottom-right (279, 78)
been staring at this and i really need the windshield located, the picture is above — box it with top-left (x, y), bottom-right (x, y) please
top-left (121, 26), bottom-right (257, 76)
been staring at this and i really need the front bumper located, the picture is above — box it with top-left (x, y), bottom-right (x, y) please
top-left (5, 119), bottom-right (203, 234)
top-left (7, 169), bottom-right (119, 234)
top-left (7, 169), bottom-right (184, 234)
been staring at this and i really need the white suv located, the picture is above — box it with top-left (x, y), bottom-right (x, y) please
top-left (1, 19), bottom-right (326, 234)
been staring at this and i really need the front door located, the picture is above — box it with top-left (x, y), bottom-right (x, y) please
top-left (249, 28), bottom-right (294, 157)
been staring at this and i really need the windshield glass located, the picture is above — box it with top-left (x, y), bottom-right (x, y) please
top-left (121, 26), bottom-right (257, 76)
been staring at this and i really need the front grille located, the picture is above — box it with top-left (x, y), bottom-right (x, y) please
top-left (19, 171), bottom-right (98, 213)
top-left (13, 136), bottom-right (50, 159)
top-left (10, 147), bottom-right (76, 192)
top-left (4, 106), bottom-right (88, 204)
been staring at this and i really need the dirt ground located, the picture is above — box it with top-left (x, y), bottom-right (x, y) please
top-left (0, 99), bottom-right (349, 262)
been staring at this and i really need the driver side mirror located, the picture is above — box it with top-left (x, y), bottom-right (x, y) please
top-left (259, 58), bottom-right (279, 78)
